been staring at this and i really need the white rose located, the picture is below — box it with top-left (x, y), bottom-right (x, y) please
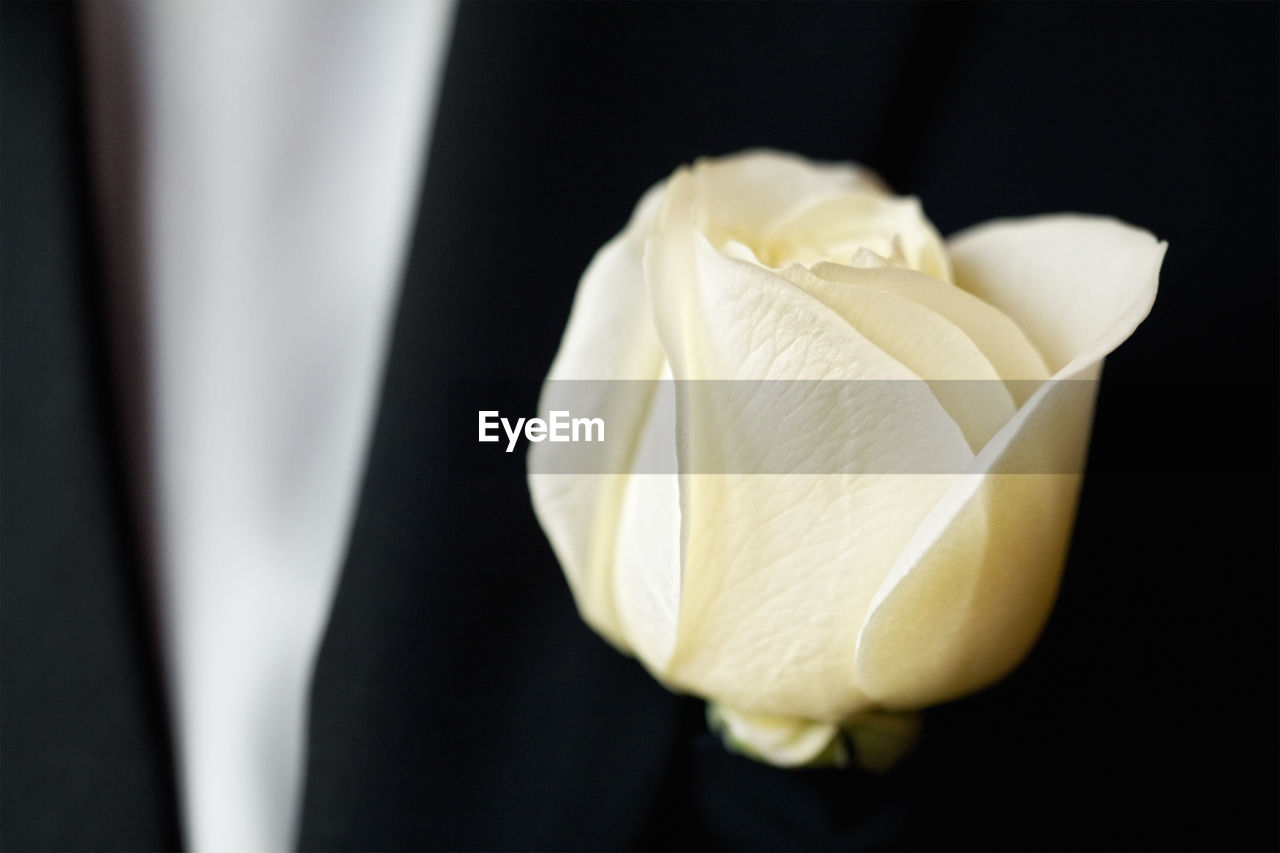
top-left (528, 150), bottom-right (1164, 767)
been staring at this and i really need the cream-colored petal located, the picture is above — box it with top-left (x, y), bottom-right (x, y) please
top-left (781, 264), bottom-right (1016, 451)
top-left (527, 185), bottom-right (668, 649)
top-left (710, 704), bottom-right (843, 767)
top-left (808, 261), bottom-right (1051, 401)
top-left (856, 220), bottom-right (1164, 709)
top-left (854, 367), bottom-right (1099, 709)
top-left (947, 215), bottom-right (1166, 372)
top-left (690, 150), bottom-right (886, 246)
top-left (643, 183), bottom-right (974, 718)
top-left (765, 194), bottom-right (952, 282)
top-left (611, 371), bottom-right (682, 673)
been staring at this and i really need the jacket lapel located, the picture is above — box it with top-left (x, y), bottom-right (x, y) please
top-left (0, 4), bottom-right (180, 849)
top-left (298, 4), bottom-right (688, 848)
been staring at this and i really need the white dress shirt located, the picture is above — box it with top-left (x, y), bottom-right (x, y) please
top-left (80, 3), bottom-right (454, 850)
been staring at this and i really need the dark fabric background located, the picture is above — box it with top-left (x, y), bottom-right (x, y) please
top-left (2, 2), bottom-right (1276, 851)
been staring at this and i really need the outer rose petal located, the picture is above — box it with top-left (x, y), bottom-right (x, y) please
top-left (528, 185), bottom-right (667, 649)
top-left (611, 371), bottom-right (682, 672)
top-left (947, 215), bottom-right (1165, 373)
top-left (855, 217), bottom-right (1165, 709)
top-left (645, 172), bottom-right (975, 719)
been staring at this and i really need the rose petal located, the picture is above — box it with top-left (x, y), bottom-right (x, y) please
top-left (855, 219), bottom-right (1165, 708)
top-left (643, 177), bottom-right (975, 717)
top-left (527, 184), bottom-right (668, 649)
top-left (947, 215), bottom-right (1166, 373)
top-left (611, 372), bottom-right (682, 672)
top-left (809, 261), bottom-right (1052, 401)
top-left (711, 703), bottom-right (843, 767)
top-left (691, 149), bottom-right (886, 239)
top-left (766, 194), bottom-right (952, 282)
top-left (781, 264), bottom-right (1016, 451)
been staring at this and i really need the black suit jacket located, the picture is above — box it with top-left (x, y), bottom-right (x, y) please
top-left (3, 3), bottom-right (1276, 850)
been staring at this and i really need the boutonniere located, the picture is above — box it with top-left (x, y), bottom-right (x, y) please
top-left (528, 150), bottom-right (1163, 769)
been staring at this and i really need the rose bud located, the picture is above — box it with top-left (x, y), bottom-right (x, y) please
top-left (528, 150), bottom-right (1164, 767)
